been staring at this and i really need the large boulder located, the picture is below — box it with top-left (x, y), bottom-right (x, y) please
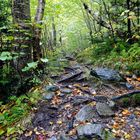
top-left (75, 104), bottom-right (96, 121)
top-left (77, 124), bottom-right (103, 138)
top-left (90, 68), bottom-right (125, 82)
top-left (77, 124), bottom-right (116, 140)
top-left (96, 102), bottom-right (115, 117)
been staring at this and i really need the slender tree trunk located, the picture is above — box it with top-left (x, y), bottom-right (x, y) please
top-left (33, 0), bottom-right (45, 61)
top-left (101, 0), bottom-right (115, 38)
top-left (52, 17), bottom-right (57, 47)
top-left (137, 0), bottom-right (140, 25)
top-left (127, 0), bottom-right (132, 38)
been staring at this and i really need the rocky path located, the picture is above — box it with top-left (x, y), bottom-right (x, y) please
top-left (19, 60), bottom-right (140, 140)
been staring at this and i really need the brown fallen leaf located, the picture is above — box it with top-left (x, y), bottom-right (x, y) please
top-left (52, 96), bottom-right (61, 105)
top-left (72, 89), bottom-right (82, 95)
top-left (69, 128), bottom-right (76, 136)
top-left (25, 131), bottom-right (33, 137)
top-left (57, 120), bottom-right (63, 125)
top-left (122, 109), bottom-right (131, 116)
top-left (112, 122), bottom-right (120, 129)
top-left (136, 77), bottom-right (140, 82)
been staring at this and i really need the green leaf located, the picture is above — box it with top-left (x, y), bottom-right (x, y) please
top-left (22, 61), bottom-right (38, 72)
top-left (40, 58), bottom-right (48, 63)
top-left (27, 62), bottom-right (38, 68)
top-left (0, 51), bottom-right (12, 61)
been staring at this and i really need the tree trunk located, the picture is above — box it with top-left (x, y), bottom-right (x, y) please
top-left (127, 0), bottom-right (132, 38)
top-left (52, 17), bottom-right (57, 47)
top-left (12, 0), bottom-right (31, 69)
top-left (33, 0), bottom-right (45, 62)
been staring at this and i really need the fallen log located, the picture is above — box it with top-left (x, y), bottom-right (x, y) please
top-left (57, 71), bottom-right (83, 83)
top-left (112, 90), bottom-right (140, 107)
top-left (112, 90), bottom-right (140, 101)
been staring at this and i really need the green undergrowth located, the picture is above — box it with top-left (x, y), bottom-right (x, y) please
top-left (46, 48), bottom-right (69, 76)
top-left (77, 39), bottom-right (140, 73)
top-left (116, 93), bottom-right (140, 107)
top-left (0, 91), bottom-right (41, 137)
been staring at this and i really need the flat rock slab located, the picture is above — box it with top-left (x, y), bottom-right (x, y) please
top-left (60, 88), bottom-right (72, 94)
top-left (96, 102), bottom-right (115, 117)
top-left (75, 104), bottom-right (95, 121)
top-left (72, 96), bottom-right (93, 106)
top-left (90, 67), bottom-right (125, 82)
top-left (45, 85), bottom-right (59, 92)
top-left (94, 96), bottom-right (108, 103)
top-left (43, 92), bottom-right (55, 100)
top-left (77, 124), bottom-right (103, 138)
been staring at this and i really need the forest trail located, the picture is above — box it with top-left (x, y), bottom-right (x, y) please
top-left (18, 57), bottom-right (140, 140)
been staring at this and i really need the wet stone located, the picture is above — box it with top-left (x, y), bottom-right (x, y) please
top-left (120, 82), bottom-right (134, 90)
top-left (90, 67), bottom-right (125, 82)
top-left (59, 93), bottom-right (65, 97)
top-left (77, 124), bottom-right (104, 138)
top-left (75, 104), bottom-right (96, 121)
top-left (108, 100), bottom-right (116, 109)
top-left (72, 96), bottom-right (93, 106)
top-left (59, 134), bottom-right (71, 140)
top-left (45, 85), bottom-right (59, 92)
top-left (60, 88), bottom-right (72, 94)
top-left (94, 96), bottom-right (108, 103)
top-left (43, 92), bottom-right (55, 100)
top-left (96, 102), bottom-right (115, 117)
top-left (49, 136), bottom-right (57, 140)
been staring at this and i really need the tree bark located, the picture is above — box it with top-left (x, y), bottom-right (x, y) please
top-left (83, 3), bottom-right (111, 30)
top-left (52, 17), bottom-right (57, 47)
top-left (12, 0), bottom-right (31, 69)
top-left (33, 0), bottom-right (45, 61)
top-left (127, 0), bottom-right (132, 38)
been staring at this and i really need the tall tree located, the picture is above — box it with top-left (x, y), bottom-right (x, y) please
top-left (33, 0), bottom-right (46, 62)
top-left (12, 0), bottom-right (31, 69)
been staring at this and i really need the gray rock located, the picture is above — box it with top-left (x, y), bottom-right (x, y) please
top-left (46, 85), bottom-right (59, 92)
top-left (59, 134), bottom-right (71, 140)
top-left (96, 102), bottom-right (115, 117)
top-left (77, 124), bottom-right (103, 138)
top-left (90, 68), bottom-right (125, 82)
top-left (72, 96), bottom-right (93, 106)
top-left (59, 93), bottom-right (65, 97)
top-left (120, 82), bottom-right (134, 90)
top-left (49, 136), bottom-right (57, 140)
top-left (108, 100), bottom-right (116, 109)
top-left (60, 88), bottom-right (72, 94)
top-left (75, 104), bottom-right (95, 121)
top-left (94, 96), bottom-right (108, 103)
top-left (43, 92), bottom-right (55, 100)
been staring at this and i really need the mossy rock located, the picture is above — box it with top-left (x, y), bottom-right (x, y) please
top-left (119, 98), bottom-right (131, 107)
top-left (132, 94), bottom-right (140, 106)
top-left (116, 93), bottom-right (140, 107)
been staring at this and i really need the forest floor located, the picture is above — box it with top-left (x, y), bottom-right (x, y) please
top-left (2, 57), bottom-right (140, 140)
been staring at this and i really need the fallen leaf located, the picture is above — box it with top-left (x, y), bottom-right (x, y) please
top-left (136, 77), bottom-right (140, 82)
top-left (36, 134), bottom-right (45, 140)
top-left (25, 131), bottom-right (32, 137)
top-left (122, 109), bottom-right (131, 116)
top-left (124, 133), bottom-right (131, 139)
top-left (72, 89), bottom-right (81, 95)
top-left (69, 129), bottom-right (76, 136)
top-left (49, 121), bottom-right (54, 125)
top-left (112, 122), bottom-right (120, 129)
top-left (57, 120), bottom-right (63, 125)
top-left (52, 96), bottom-right (61, 105)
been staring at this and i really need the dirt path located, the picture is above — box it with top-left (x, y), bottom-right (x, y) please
top-left (18, 60), bottom-right (140, 140)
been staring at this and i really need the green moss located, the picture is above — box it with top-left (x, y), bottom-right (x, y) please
top-left (132, 94), bottom-right (140, 106)
top-left (116, 98), bottom-right (130, 107)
